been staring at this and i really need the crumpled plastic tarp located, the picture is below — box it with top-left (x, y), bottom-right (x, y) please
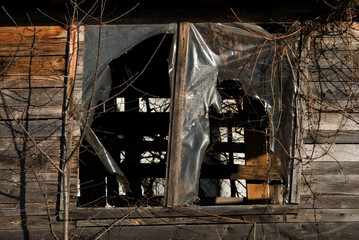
top-left (81, 22), bottom-right (295, 205)
top-left (82, 24), bottom-right (176, 192)
top-left (169, 23), bottom-right (295, 204)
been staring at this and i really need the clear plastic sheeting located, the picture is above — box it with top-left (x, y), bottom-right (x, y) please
top-left (81, 22), bottom-right (295, 205)
top-left (171, 23), bottom-right (295, 205)
top-left (82, 24), bottom-right (176, 193)
top-left (83, 24), bottom-right (177, 116)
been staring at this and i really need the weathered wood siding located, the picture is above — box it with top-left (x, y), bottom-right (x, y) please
top-left (297, 23), bottom-right (359, 236)
top-left (0, 26), bottom-right (78, 238)
top-left (1, 22), bottom-right (359, 240)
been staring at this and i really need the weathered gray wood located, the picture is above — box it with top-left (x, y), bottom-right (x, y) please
top-left (0, 106), bottom-right (62, 119)
top-left (70, 205), bottom-right (298, 220)
top-left (302, 161), bottom-right (359, 175)
top-left (165, 22), bottom-right (189, 206)
top-left (76, 214), bottom-right (284, 227)
top-left (300, 195), bottom-right (359, 209)
top-left (310, 36), bottom-right (359, 50)
top-left (0, 119), bottom-right (62, 138)
top-left (0, 88), bottom-right (64, 107)
top-left (307, 68), bottom-right (358, 83)
top-left (302, 144), bottom-right (359, 162)
top-left (301, 177), bottom-right (359, 195)
top-left (0, 181), bottom-right (60, 203)
top-left (303, 130), bottom-right (359, 144)
top-left (307, 81), bottom-right (359, 101)
top-left (57, 222), bottom-right (359, 240)
top-left (0, 138), bottom-right (62, 173)
top-left (287, 209), bottom-right (359, 222)
top-left (0, 42), bottom-right (66, 57)
top-left (303, 112), bottom-right (359, 131)
top-left (0, 215), bottom-right (62, 230)
top-left (1, 56), bottom-right (65, 76)
top-left (0, 75), bottom-right (65, 88)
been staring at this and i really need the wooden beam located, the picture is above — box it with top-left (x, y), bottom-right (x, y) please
top-left (165, 22), bottom-right (189, 206)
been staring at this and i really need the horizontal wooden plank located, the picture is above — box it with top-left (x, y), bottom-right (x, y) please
top-left (0, 88), bottom-right (63, 107)
top-left (303, 112), bottom-right (359, 131)
top-left (0, 215), bottom-right (60, 230)
top-left (302, 161), bottom-right (359, 175)
top-left (307, 68), bottom-right (357, 82)
top-left (0, 26), bottom-right (67, 44)
top-left (300, 195), bottom-right (359, 209)
top-left (0, 106), bottom-right (62, 120)
top-left (63, 222), bottom-right (359, 240)
top-left (302, 144), bottom-right (359, 162)
top-left (0, 138), bottom-right (61, 168)
top-left (0, 182), bottom-right (60, 203)
top-left (1, 56), bottom-right (65, 76)
top-left (310, 36), bottom-right (359, 50)
top-left (0, 119), bottom-right (63, 138)
top-left (0, 75), bottom-right (64, 88)
top-left (70, 205), bottom-right (298, 220)
top-left (307, 50), bottom-right (357, 69)
top-left (301, 177), bottom-right (359, 195)
top-left (0, 42), bottom-right (66, 57)
top-left (0, 180), bottom-right (78, 204)
top-left (287, 209), bottom-right (359, 223)
top-left (304, 130), bottom-right (359, 144)
top-left (76, 214), bottom-right (283, 227)
top-left (0, 202), bottom-right (58, 217)
top-left (311, 81), bottom-right (359, 100)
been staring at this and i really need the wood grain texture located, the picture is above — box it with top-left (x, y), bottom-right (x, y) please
top-left (0, 75), bottom-right (64, 88)
top-left (0, 88), bottom-right (64, 107)
top-left (302, 144), bottom-right (359, 161)
top-left (0, 26), bottom-right (67, 44)
top-left (0, 56), bottom-right (65, 76)
top-left (0, 119), bottom-right (62, 138)
top-left (0, 42), bottom-right (66, 57)
top-left (0, 105), bottom-right (62, 120)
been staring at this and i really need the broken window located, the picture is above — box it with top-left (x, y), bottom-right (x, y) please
top-left (77, 22), bottom-right (295, 207)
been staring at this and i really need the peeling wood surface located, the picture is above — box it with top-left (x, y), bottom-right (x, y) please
top-left (70, 205), bottom-right (298, 220)
top-left (0, 75), bottom-right (64, 88)
top-left (76, 214), bottom-right (284, 227)
top-left (300, 195), bottom-right (359, 209)
top-left (0, 26), bottom-right (67, 44)
top-left (0, 42), bottom-right (66, 57)
top-left (0, 88), bottom-right (64, 107)
top-left (1, 56), bottom-right (66, 76)
top-left (0, 119), bottom-right (62, 138)
top-left (287, 209), bottom-right (359, 222)
top-left (0, 105), bottom-right (62, 119)
top-left (302, 144), bottom-right (359, 161)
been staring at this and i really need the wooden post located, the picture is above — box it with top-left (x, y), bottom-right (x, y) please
top-left (62, 24), bottom-right (78, 240)
top-left (165, 22), bottom-right (189, 206)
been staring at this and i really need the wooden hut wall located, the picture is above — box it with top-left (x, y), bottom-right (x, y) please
top-left (0, 25), bottom-right (79, 229)
top-left (1, 22), bottom-right (359, 239)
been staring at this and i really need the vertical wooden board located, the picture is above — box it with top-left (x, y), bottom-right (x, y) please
top-left (165, 22), bottom-right (188, 206)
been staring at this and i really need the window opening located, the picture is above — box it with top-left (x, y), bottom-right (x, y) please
top-left (78, 34), bottom-right (173, 207)
top-left (199, 80), bottom-right (281, 205)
